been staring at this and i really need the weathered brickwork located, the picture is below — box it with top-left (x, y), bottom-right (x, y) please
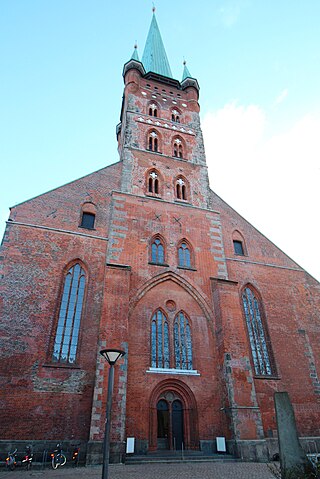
top-left (1, 23), bottom-right (319, 465)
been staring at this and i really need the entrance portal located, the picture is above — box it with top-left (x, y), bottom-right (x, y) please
top-left (157, 397), bottom-right (184, 450)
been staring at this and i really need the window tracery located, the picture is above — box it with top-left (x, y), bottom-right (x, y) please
top-left (242, 286), bottom-right (275, 376)
top-left (148, 130), bottom-right (159, 152)
top-left (52, 263), bottom-right (86, 364)
top-left (171, 109), bottom-right (180, 123)
top-left (148, 170), bottom-right (159, 194)
top-left (173, 138), bottom-right (183, 158)
top-left (148, 103), bottom-right (158, 117)
top-left (178, 241), bottom-right (192, 268)
top-left (151, 309), bottom-right (170, 368)
top-left (176, 177), bottom-right (187, 200)
top-left (151, 236), bottom-right (165, 264)
top-left (174, 311), bottom-right (193, 370)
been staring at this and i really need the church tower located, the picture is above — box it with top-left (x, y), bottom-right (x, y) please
top-left (118, 10), bottom-right (211, 211)
top-left (1, 8), bottom-right (319, 466)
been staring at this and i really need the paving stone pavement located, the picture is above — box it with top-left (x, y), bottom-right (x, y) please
top-left (0, 462), bottom-right (277, 479)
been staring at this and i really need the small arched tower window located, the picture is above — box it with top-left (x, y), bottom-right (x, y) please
top-left (52, 262), bottom-right (86, 364)
top-left (148, 170), bottom-right (159, 194)
top-left (171, 109), bottom-right (180, 123)
top-left (80, 202), bottom-right (96, 229)
top-left (173, 138), bottom-right (183, 158)
top-left (151, 235), bottom-right (165, 264)
top-left (148, 130), bottom-right (159, 152)
top-left (232, 230), bottom-right (247, 256)
top-left (148, 103), bottom-right (158, 117)
top-left (242, 286), bottom-right (276, 376)
top-left (178, 240), bottom-right (193, 268)
top-left (175, 176), bottom-right (188, 201)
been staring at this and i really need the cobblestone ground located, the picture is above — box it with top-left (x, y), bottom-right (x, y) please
top-left (0, 462), bottom-right (277, 479)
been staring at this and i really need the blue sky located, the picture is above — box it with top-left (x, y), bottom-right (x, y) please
top-left (1, 1), bottom-right (320, 280)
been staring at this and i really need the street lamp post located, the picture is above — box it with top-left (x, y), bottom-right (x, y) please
top-left (100, 348), bottom-right (126, 479)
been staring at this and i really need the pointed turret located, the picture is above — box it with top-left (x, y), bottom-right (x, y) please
top-left (182, 61), bottom-right (192, 81)
top-left (181, 60), bottom-right (200, 94)
top-left (141, 10), bottom-right (173, 79)
top-left (131, 44), bottom-right (140, 62)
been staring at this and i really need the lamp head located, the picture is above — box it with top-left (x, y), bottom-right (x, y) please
top-left (100, 348), bottom-right (126, 365)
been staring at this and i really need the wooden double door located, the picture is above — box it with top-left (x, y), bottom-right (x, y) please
top-left (157, 398), bottom-right (184, 450)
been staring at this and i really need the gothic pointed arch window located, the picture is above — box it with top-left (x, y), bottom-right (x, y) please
top-left (174, 311), bottom-right (193, 370)
top-left (52, 262), bottom-right (86, 364)
top-left (171, 109), bottom-right (180, 123)
top-left (148, 102), bottom-right (159, 117)
top-left (173, 137), bottom-right (183, 158)
top-left (148, 130), bottom-right (159, 152)
top-left (178, 240), bottom-right (193, 269)
top-left (175, 176), bottom-right (188, 201)
top-left (150, 235), bottom-right (165, 264)
top-left (242, 286), bottom-right (276, 377)
top-left (151, 309), bottom-right (170, 368)
top-left (147, 169), bottom-right (160, 195)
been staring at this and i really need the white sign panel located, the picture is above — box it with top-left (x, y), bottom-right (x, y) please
top-left (126, 437), bottom-right (135, 454)
top-left (216, 436), bottom-right (226, 452)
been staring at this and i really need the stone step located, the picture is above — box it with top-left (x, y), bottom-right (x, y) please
top-left (125, 452), bottom-right (237, 464)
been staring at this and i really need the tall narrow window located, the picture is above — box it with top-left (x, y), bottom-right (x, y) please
top-left (178, 241), bottom-right (191, 268)
top-left (151, 309), bottom-right (170, 368)
top-left (148, 130), bottom-right (159, 152)
top-left (176, 177), bottom-right (187, 200)
top-left (174, 311), bottom-right (193, 370)
top-left (52, 263), bottom-right (86, 364)
top-left (148, 171), bottom-right (159, 194)
top-left (173, 138), bottom-right (183, 158)
top-left (242, 287), bottom-right (275, 376)
top-left (151, 237), bottom-right (165, 264)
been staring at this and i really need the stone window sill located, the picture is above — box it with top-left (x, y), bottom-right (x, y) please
top-left (43, 362), bottom-right (81, 370)
top-left (149, 261), bottom-right (169, 267)
top-left (254, 375), bottom-right (281, 380)
top-left (146, 193), bottom-right (163, 199)
top-left (78, 226), bottom-right (96, 231)
top-left (177, 266), bottom-right (197, 271)
top-left (147, 367), bottom-right (200, 376)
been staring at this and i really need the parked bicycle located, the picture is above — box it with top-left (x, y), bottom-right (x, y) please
top-left (5, 449), bottom-right (17, 471)
top-left (307, 453), bottom-right (320, 477)
top-left (50, 444), bottom-right (66, 469)
top-left (6, 446), bottom-right (33, 471)
top-left (72, 446), bottom-right (80, 467)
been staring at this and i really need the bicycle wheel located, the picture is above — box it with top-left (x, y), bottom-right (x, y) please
top-left (52, 456), bottom-right (59, 469)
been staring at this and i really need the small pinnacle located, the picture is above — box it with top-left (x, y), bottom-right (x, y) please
top-left (134, 43), bottom-right (138, 49)
top-left (183, 60), bottom-right (186, 66)
top-left (152, 3), bottom-right (156, 13)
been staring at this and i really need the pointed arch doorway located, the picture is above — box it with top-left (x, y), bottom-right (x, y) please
top-left (150, 380), bottom-right (199, 452)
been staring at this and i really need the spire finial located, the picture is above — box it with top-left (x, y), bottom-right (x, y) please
top-left (152, 3), bottom-right (156, 13)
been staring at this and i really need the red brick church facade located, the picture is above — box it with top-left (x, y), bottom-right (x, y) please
top-left (1, 12), bottom-right (319, 463)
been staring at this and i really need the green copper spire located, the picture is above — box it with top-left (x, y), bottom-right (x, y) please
top-left (182, 61), bottom-right (192, 81)
top-left (131, 44), bottom-right (140, 62)
top-left (142, 11), bottom-right (173, 78)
